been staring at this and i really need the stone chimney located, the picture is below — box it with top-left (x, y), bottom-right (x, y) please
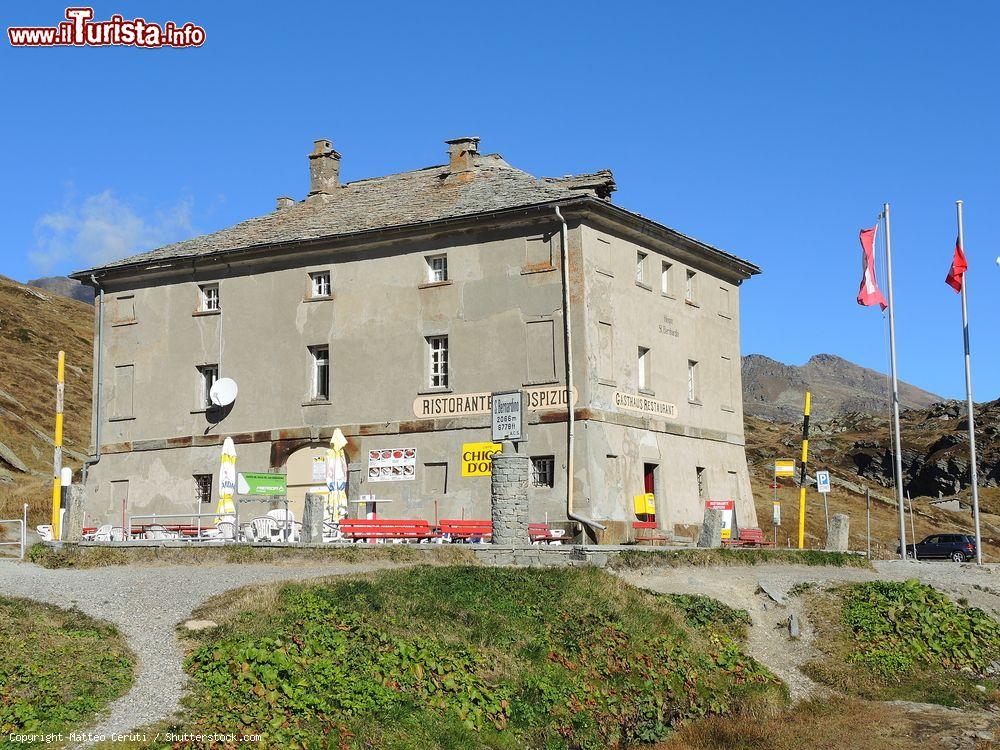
top-left (275, 196), bottom-right (295, 211)
top-left (308, 139), bottom-right (341, 196)
top-left (445, 136), bottom-right (480, 173)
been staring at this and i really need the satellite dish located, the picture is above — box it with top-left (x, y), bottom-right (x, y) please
top-left (210, 377), bottom-right (238, 407)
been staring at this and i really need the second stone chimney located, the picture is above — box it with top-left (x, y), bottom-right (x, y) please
top-left (308, 139), bottom-right (341, 196)
top-left (445, 136), bottom-right (480, 173)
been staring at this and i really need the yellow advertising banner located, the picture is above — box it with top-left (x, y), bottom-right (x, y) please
top-left (461, 442), bottom-right (502, 477)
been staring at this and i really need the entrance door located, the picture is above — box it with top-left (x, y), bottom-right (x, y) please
top-left (643, 464), bottom-right (656, 495)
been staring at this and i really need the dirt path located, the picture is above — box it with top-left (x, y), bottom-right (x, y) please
top-left (0, 559), bottom-right (400, 746)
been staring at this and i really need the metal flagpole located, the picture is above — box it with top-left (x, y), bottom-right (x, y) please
top-left (956, 200), bottom-right (983, 565)
top-left (883, 203), bottom-right (908, 560)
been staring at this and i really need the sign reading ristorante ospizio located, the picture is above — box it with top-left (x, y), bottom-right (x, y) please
top-left (413, 385), bottom-right (578, 419)
top-left (612, 391), bottom-right (677, 419)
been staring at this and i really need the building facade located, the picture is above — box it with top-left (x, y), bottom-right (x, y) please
top-left (72, 137), bottom-right (760, 542)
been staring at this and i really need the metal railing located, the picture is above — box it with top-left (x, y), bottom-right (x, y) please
top-left (0, 504), bottom-right (28, 559)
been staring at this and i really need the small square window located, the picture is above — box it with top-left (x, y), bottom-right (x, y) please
top-left (635, 251), bottom-right (647, 284)
top-left (531, 456), bottom-right (555, 488)
top-left (310, 346), bottom-right (330, 400)
top-left (197, 364), bottom-right (219, 408)
top-left (199, 284), bottom-right (220, 312)
top-left (427, 254), bottom-right (448, 283)
top-left (310, 271), bottom-right (331, 298)
top-left (194, 474), bottom-right (213, 504)
top-left (427, 335), bottom-right (449, 388)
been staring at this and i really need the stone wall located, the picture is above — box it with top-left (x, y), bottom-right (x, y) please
top-left (491, 443), bottom-right (529, 545)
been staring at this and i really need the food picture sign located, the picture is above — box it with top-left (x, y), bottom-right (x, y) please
top-left (368, 447), bottom-right (416, 482)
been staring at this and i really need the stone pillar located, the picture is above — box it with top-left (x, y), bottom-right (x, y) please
top-left (301, 492), bottom-right (325, 544)
top-left (697, 508), bottom-right (724, 548)
top-left (827, 513), bottom-right (850, 551)
top-left (63, 484), bottom-right (86, 542)
top-left (491, 441), bottom-right (529, 545)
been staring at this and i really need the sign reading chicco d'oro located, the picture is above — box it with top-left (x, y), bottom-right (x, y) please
top-left (414, 386), bottom-right (577, 419)
top-left (612, 391), bottom-right (677, 419)
top-left (461, 442), bottom-right (501, 477)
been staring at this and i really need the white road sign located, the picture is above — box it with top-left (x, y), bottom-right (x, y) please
top-left (491, 390), bottom-right (524, 442)
top-left (816, 470), bottom-right (831, 494)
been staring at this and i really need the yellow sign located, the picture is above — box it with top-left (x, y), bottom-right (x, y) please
top-left (774, 459), bottom-right (796, 477)
top-left (633, 493), bottom-right (655, 515)
top-left (461, 442), bottom-right (501, 477)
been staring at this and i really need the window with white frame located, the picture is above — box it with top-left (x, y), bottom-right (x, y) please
top-left (635, 251), bottom-right (648, 284)
top-left (199, 283), bottom-right (220, 312)
top-left (638, 346), bottom-right (651, 391)
top-left (427, 335), bottom-right (449, 388)
top-left (696, 466), bottom-right (707, 500)
top-left (310, 270), bottom-right (331, 298)
top-left (687, 359), bottom-right (699, 402)
top-left (197, 364), bottom-right (219, 408)
top-left (661, 261), bottom-right (672, 296)
top-left (531, 456), bottom-right (555, 488)
top-left (310, 346), bottom-right (330, 400)
top-left (194, 474), bottom-right (213, 504)
top-left (685, 270), bottom-right (696, 303)
top-left (427, 254), bottom-right (448, 283)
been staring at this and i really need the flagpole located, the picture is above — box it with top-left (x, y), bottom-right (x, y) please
top-left (956, 200), bottom-right (983, 565)
top-left (883, 202), bottom-right (908, 560)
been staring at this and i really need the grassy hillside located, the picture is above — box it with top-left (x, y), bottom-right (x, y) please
top-left (0, 275), bottom-right (93, 523)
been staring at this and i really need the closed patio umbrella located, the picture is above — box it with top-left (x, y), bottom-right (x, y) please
top-left (325, 428), bottom-right (349, 523)
top-left (216, 437), bottom-right (237, 520)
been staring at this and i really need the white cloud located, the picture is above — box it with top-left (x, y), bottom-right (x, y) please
top-left (29, 188), bottom-right (195, 273)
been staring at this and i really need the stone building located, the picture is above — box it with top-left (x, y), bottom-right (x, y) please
top-left (71, 136), bottom-right (760, 542)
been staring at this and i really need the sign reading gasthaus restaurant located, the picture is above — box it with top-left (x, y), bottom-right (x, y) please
top-left (612, 391), bottom-right (677, 419)
top-left (413, 386), bottom-right (578, 419)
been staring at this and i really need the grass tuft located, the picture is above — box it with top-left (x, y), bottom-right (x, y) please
top-left (609, 547), bottom-right (871, 570)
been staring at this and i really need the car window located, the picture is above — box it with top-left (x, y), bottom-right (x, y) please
top-left (922, 535), bottom-right (939, 545)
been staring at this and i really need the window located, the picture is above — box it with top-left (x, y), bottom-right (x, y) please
top-left (427, 254), bottom-right (448, 283)
top-left (696, 466), bottom-right (707, 500)
top-left (310, 346), bottom-right (330, 400)
top-left (635, 251), bottom-right (648, 285)
top-left (197, 364), bottom-right (219, 408)
top-left (728, 470), bottom-right (740, 503)
top-left (194, 474), bottom-right (213, 504)
top-left (721, 355), bottom-right (734, 410)
top-left (661, 261), bottom-right (672, 296)
top-left (687, 360), bottom-right (699, 402)
top-left (113, 294), bottom-right (136, 324)
top-left (685, 271), bottom-right (696, 303)
top-left (423, 463), bottom-right (449, 494)
top-left (427, 335), bottom-right (449, 388)
top-left (598, 321), bottom-right (614, 382)
top-left (310, 271), bottom-right (331, 298)
top-left (112, 364), bottom-right (134, 419)
top-left (719, 286), bottom-right (731, 317)
top-left (531, 456), bottom-right (555, 488)
top-left (638, 347), bottom-right (651, 391)
top-left (199, 283), bottom-right (220, 312)
top-left (525, 319), bottom-right (556, 384)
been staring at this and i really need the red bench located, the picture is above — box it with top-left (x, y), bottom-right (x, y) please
top-left (439, 519), bottom-right (492, 542)
top-left (339, 518), bottom-right (438, 542)
top-left (723, 528), bottom-right (773, 547)
top-left (632, 520), bottom-right (670, 545)
top-left (529, 523), bottom-right (565, 543)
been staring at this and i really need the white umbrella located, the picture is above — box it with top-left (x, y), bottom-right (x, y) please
top-left (325, 428), bottom-right (349, 523)
top-left (216, 437), bottom-right (237, 520)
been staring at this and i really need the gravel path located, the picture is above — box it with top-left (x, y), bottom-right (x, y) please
top-left (0, 559), bottom-right (400, 745)
top-left (617, 559), bottom-right (1000, 702)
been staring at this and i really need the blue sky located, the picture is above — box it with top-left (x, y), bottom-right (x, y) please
top-left (2, 1), bottom-right (998, 400)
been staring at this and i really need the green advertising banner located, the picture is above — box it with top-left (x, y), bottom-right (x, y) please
top-left (237, 472), bottom-right (287, 496)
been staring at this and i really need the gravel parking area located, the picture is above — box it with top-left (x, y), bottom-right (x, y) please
top-left (0, 559), bottom-right (400, 745)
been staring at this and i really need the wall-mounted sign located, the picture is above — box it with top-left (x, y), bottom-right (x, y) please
top-left (461, 442), bottom-right (501, 477)
top-left (774, 459), bottom-right (796, 477)
top-left (706, 499), bottom-right (735, 540)
top-left (612, 391), bottom-right (677, 419)
top-left (237, 472), bottom-right (287, 496)
top-left (311, 456), bottom-right (327, 482)
top-left (368, 448), bottom-right (416, 482)
top-left (413, 385), bottom-right (577, 419)
top-left (491, 390), bottom-right (524, 442)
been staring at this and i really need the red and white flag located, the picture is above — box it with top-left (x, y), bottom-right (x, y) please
top-left (945, 237), bottom-right (968, 293)
top-left (857, 225), bottom-right (888, 310)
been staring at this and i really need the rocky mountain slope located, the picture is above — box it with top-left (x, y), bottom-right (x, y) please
top-left (742, 353), bottom-right (942, 422)
top-left (0, 275), bottom-right (93, 522)
top-left (26, 275), bottom-right (92, 303)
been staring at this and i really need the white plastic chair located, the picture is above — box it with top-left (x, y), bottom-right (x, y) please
top-left (85, 524), bottom-right (112, 541)
top-left (216, 520), bottom-right (236, 540)
top-left (109, 527), bottom-right (125, 541)
top-left (36, 525), bottom-right (54, 541)
top-left (249, 517), bottom-right (279, 542)
top-left (144, 524), bottom-right (178, 540)
top-left (266, 509), bottom-right (300, 542)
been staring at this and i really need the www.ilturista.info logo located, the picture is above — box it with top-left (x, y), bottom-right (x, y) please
top-left (7, 7), bottom-right (206, 48)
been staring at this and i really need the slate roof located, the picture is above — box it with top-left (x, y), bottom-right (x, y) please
top-left (73, 151), bottom-right (757, 278)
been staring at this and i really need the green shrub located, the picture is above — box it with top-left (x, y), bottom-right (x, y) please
top-left (657, 593), bottom-right (751, 639)
top-left (180, 567), bottom-right (783, 749)
top-left (842, 580), bottom-right (1000, 677)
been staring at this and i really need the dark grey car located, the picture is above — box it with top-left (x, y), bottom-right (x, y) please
top-left (898, 533), bottom-right (977, 562)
